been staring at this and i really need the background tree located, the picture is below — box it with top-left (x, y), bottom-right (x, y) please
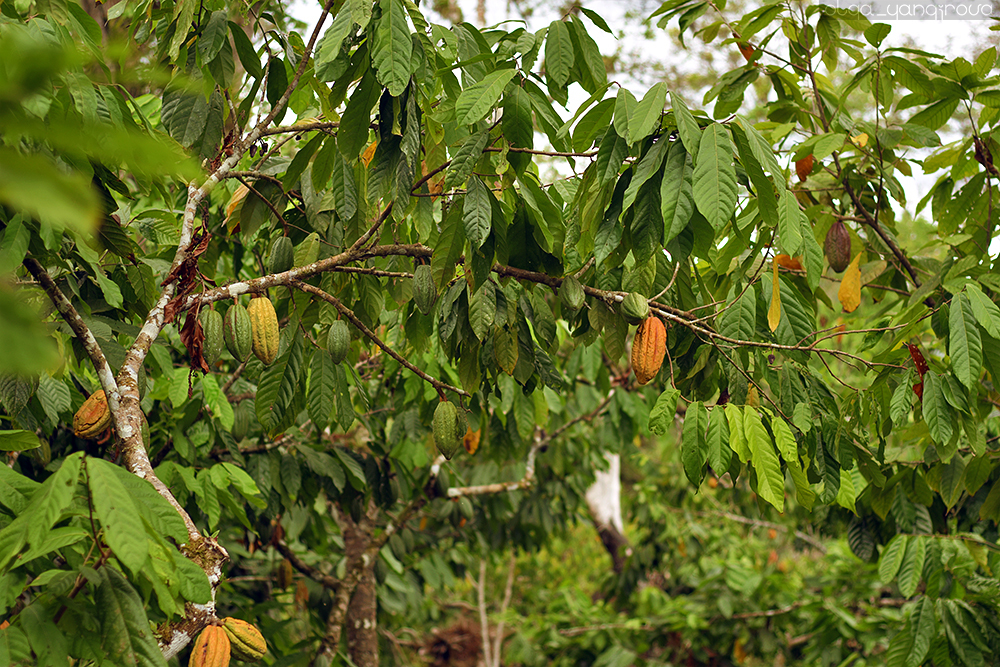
top-left (3, 0), bottom-right (1000, 666)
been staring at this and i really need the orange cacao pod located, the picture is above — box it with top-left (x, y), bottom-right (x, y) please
top-left (631, 317), bottom-right (667, 385)
top-left (189, 625), bottom-right (231, 667)
top-left (221, 617), bottom-right (267, 661)
top-left (73, 390), bottom-right (112, 438)
top-left (276, 558), bottom-right (293, 589)
top-left (795, 154), bottom-right (814, 182)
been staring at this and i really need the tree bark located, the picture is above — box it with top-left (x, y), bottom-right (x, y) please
top-left (585, 453), bottom-right (631, 574)
top-left (345, 518), bottom-right (378, 667)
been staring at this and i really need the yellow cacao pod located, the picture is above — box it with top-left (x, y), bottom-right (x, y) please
top-left (631, 317), bottom-right (667, 385)
top-left (189, 625), bottom-right (231, 667)
top-left (73, 390), bottom-right (112, 438)
top-left (247, 297), bottom-right (279, 366)
top-left (222, 618), bottom-right (267, 662)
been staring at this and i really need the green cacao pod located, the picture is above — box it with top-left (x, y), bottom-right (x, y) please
top-left (247, 297), bottom-right (279, 366)
top-left (560, 276), bottom-right (586, 312)
top-left (824, 220), bottom-right (851, 273)
top-left (432, 401), bottom-right (463, 460)
top-left (232, 401), bottom-right (250, 441)
top-left (620, 292), bottom-right (649, 325)
top-left (222, 617), bottom-right (267, 662)
top-left (200, 309), bottom-right (225, 366)
top-left (73, 390), bottom-right (112, 439)
top-left (140, 412), bottom-right (150, 449)
top-left (267, 236), bottom-right (294, 274)
top-left (412, 264), bottom-right (437, 315)
top-left (223, 304), bottom-right (252, 363)
top-left (631, 317), bottom-right (667, 385)
top-left (189, 625), bottom-right (231, 667)
top-left (327, 320), bottom-right (350, 364)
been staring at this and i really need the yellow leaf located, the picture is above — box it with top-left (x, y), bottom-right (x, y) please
top-left (851, 132), bottom-right (868, 148)
top-left (768, 262), bottom-right (782, 332)
top-left (225, 184), bottom-right (249, 233)
top-left (838, 253), bottom-right (863, 313)
top-left (361, 141), bottom-right (378, 167)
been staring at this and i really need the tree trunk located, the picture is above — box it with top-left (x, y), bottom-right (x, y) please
top-left (585, 453), bottom-right (631, 574)
top-left (344, 505), bottom-right (378, 667)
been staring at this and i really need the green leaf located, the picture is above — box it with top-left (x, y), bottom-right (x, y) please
top-left (197, 11), bottom-right (229, 65)
top-left (681, 401), bottom-right (708, 485)
top-left (726, 404), bottom-right (750, 463)
top-left (706, 406), bottom-right (731, 473)
top-left (373, 0), bottom-right (412, 96)
top-left (692, 124), bottom-right (738, 231)
top-left (200, 374), bottom-right (234, 431)
top-left (777, 189), bottom-right (803, 256)
top-left (15, 452), bottom-right (82, 559)
top-left (445, 130), bottom-right (490, 190)
top-left (0, 430), bottom-right (42, 452)
top-left (964, 284), bottom-right (1000, 338)
top-left (744, 408), bottom-right (784, 512)
top-left (719, 285), bottom-right (756, 341)
top-left (544, 20), bottom-right (574, 87)
top-left (950, 293), bottom-right (983, 388)
top-left (96, 567), bottom-right (169, 667)
top-left (890, 374), bottom-right (915, 427)
top-left (660, 141), bottom-right (695, 244)
top-left (230, 21), bottom-right (263, 79)
top-left (87, 457), bottom-right (148, 574)
top-left (906, 597), bottom-right (936, 667)
top-left (307, 351), bottom-right (337, 431)
top-left (579, 7), bottom-right (613, 33)
top-left (339, 71), bottom-right (380, 159)
top-left (334, 449), bottom-right (367, 490)
top-left (649, 387), bottom-right (680, 435)
top-left (256, 332), bottom-right (304, 435)
top-left (469, 281), bottom-right (497, 342)
top-left (879, 534), bottom-right (908, 583)
top-left (922, 371), bottom-right (953, 446)
top-left (455, 69), bottom-right (517, 126)
top-left (671, 93), bottom-right (702, 158)
top-left (628, 82), bottom-right (666, 144)
top-left (770, 416), bottom-right (800, 467)
top-left (464, 177), bottom-right (493, 250)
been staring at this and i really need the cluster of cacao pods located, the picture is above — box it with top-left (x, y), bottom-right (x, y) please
top-left (188, 618), bottom-right (267, 667)
top-left (631, 316), bottom-right (667, 385)
top-left (201, 296), bottom-right (279, 368)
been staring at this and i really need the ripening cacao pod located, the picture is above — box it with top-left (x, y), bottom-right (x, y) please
top-left (824, 221), bottom-right (852, 273)
top-left (267, 236), bottom-right (294, 274)
top-left (795, 154), bottom-right (814, 182)
top-left (327, 320), bottom-right (350, 364)
top-left (631, 317), bottom-right (667, 385)
top-left (275, 558), bottom-right (294, 589)
top-left (200, 309), bottom-right (225, 366)
top-left (560, 276), bottom-right (586, 312)
top-left (73, 390), bottom-right (112, 438)
top-left (412, 264), bottom-right (437, 315)
top-left (224, 304), bottom-right (252, 363)
top-left (432, 401), bottom-right (463, 460)
top-left (222, 618), bottom-right (267, 662)
top-left (620, 292), bottom-right (649, 325)
top-left (189, 625), bottom-right (231, 667)
top-left (247, 297), bottom-right (279, 365)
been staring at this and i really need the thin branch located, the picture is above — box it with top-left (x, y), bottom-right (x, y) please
top-left (477, 559), bottom-right (493, 667)
top-left (274, 541), bottom-right (340, 590)
top-left (493, 553), bottom-right (516, 667)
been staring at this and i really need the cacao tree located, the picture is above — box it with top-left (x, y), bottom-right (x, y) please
top-left (2, 0), bottom-right (1000, 665)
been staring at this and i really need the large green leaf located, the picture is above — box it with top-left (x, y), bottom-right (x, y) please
top-left (628, 82), bottom-right (666, 144)
top-left (372, 0), bottom-right (412, 96)
top-left (681, 401), bottom-right (708, 485)
top-left (922, 371), bottom-right (953, 446)
top-left (660, 141), bottom-right (695, 244)
top-left (744, 408), bottom-right (784, 512)
top-left (464, 177), bottom-right (493, 250)
top-left (964, 284), bottom-right (1000, 338)
top-left (88, 458), bottom-right (148, 574)
top-left (950, 293), bottom-right (983, 388)
top-left (256, 332), bottom-right (305, 435)
top-left (95, 568), bottom-right (169, 667)
top-left (544, 20), bottom-right (574, 87)
top-left (455, 69), bottom-right (517, 126)
top-left (692, 124), bottom-right (738, 231)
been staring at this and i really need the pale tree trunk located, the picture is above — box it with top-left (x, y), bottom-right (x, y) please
top-left (345, 516), bottom-right (378, 667)
top-left (585, 453), bottom-right (631, 574)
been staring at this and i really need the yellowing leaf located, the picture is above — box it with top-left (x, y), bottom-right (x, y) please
top-left (225, 184), bottom-right (249, 233)
top-left (838, 253), bottom-right (863, 313)
top-left (773, 254), bottom-right (804, 271)
top-left (463, 427), bottom-right (480, 455)
top-left (361, 141), bottom-right (378, 167)
top-left (851, 132), bottom-right (868, 147)
top-left (768, 262), bottom-right (782, 332)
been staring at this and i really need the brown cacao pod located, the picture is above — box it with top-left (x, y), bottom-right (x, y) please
top-left (631, 317), bottom-right (667, 385)
top-left (795, 154), bottom-right (814, 182)
top-left (824, 220), bottom-right (852, 273)
top-left (189, 625), bottom-right (231, 667)
top-left (620, 292), bottom-right (649, 325)
top-left (275, 558), bottom-right (294, 589)
top-left (432, 401), bottom-right (463, 460)
top-left (223, 303), bottom-right (252, 363)
top-left (73, 390), bottom-right (112, 438)
top-left (412, 264), bottom-right (437, 315)
top-left (200, 309), bottom-right (225, 366)
top-left (247, 297), bottom-right (279, 365)
top-left (222, 617), bottom-right (267, 662)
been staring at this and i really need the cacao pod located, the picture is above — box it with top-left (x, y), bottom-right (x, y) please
top-left (73, 390), bottom-right (112, 439)
top-left (824, 220), bottom-right (852, 273)
top-left (247, 297), bottom-right (279, 366)
top-left (631, 317), bottom-right (667, 385)
top-left (275, 558), bottom-right (294, 589)
top-left (412, 264), bottom-right (437, 315)
top-left (327, 320), bottom-right (350, 364)
top-left (200, 309), bottom-right (225, 366)
top-left (232, 401), bottom-right (250, 441)
top-left (620, 292), bottom-right (649, 325)
top-left (432, 401), bottom-right (463, 460)
top-left (222, 618), bottom-right (267, 662)
top-left (795, 154), bottom-right (814, 182)
top-left (267, 236), bottom-right (294, 274)
top-left (189, 625), bottom-right (231, 667)
top-left (560, 276), bottom-right (586, 312)
top-left (140, 412), bottom-right (150, 449)
top-left (224, 303), bottom-right (253, 363)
